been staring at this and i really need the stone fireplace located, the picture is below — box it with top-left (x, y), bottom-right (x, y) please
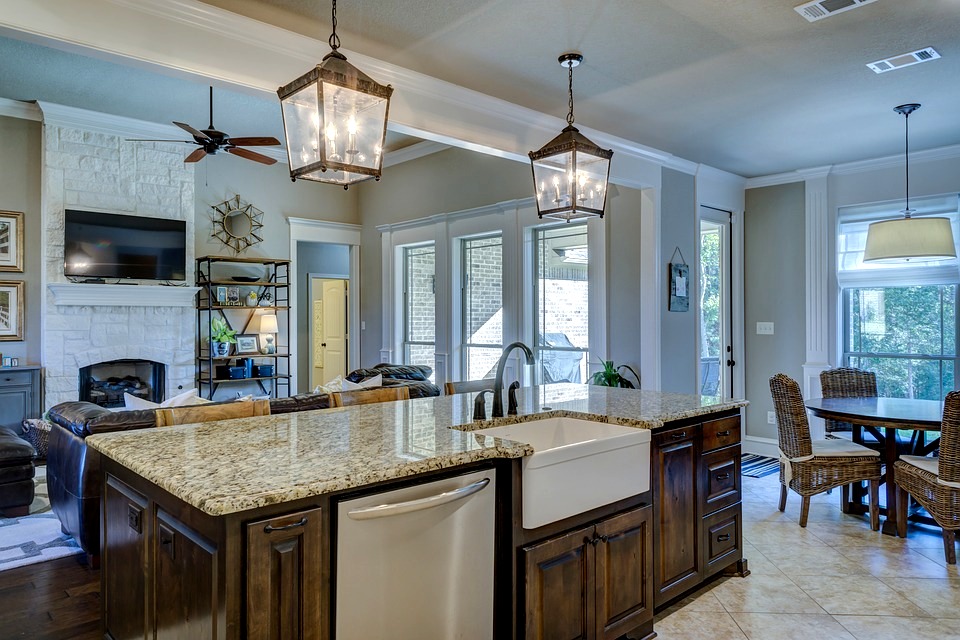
top-left (39, 109), bottom-right (199, 408)
top-left (79, 358), bottom-right (166, 408)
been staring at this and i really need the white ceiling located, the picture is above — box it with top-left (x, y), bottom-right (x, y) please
top-left (1, 0), bottom-right (959, 178)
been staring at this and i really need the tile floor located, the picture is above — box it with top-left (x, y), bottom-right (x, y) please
top-left (654, 471), bottom-right (960, 639)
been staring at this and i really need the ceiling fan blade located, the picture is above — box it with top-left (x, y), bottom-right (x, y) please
top-left (228, 147), bottom-right (277, 165)
top-left (125, 139), bottom-right (193, 143)
top-left (174, 121), bottom-right (211, 141)
top-left (227, 136), bottom-right (281, 147)
top-left (184, 148), bottom-right (208, 163)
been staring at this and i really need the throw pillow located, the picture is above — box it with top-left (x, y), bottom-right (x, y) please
top-left (124, 388), bottom-right (212, 410)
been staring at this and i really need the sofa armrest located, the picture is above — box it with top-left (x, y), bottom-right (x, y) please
top-left (47, 401), bottom-right (157, 438)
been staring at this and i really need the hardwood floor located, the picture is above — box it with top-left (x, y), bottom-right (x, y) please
top-left (0, 555), bottom-right (100, 639)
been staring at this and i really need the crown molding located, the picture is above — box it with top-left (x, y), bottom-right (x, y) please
top-left (382, 141), bottom-right (448, 168)
top-left (696, 164), bottom-right (747, 187)
top-left (0, 98), bottom-right (42, 121)
top-left (745, 171), bottom-right (807, 189)
top-left (0, 0), bottom-right (727, 189)
top-left (375, 197), bottom-right (535, 234)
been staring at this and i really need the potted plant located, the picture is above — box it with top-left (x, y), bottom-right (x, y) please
top-left (589, 360), bottom-right (641, 388)
top-left (210, 317), bottom-right (237, 357)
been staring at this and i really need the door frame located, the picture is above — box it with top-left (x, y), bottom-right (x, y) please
top-left (289, 218), bottom-right (362, 395)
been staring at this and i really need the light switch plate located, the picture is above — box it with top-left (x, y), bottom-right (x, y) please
top-left (756, 322), bottom-right (775, 335)
top-left (767, 410), bottom-right (776, 425)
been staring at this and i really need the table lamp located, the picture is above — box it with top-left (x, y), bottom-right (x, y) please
top-left (259, 313), bottom-right (279, 354)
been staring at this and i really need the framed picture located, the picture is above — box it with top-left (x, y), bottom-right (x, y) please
top-left (668, 262), bottom-right (689, 312)
top-left (0, 281), bottom-right (24, 341)
top-left (9, 357), bottom-right (17, 367)
top-left (1, 357), bottom-right (9, 367)
top-left (235, 334), bottom-right (261, 355)
top-left (0, 211), bottom-right (23, 273)
top-left (216, 286), bottom-right (227, 304)
top-left (226, 286), bottom-right (240, 305)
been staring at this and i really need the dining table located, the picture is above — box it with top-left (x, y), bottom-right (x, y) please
top-left (804, 396), bottom-right (942, 536)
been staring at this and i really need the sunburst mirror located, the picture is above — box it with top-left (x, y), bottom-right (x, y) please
top-left (210, 195), bottom-right (264, 253)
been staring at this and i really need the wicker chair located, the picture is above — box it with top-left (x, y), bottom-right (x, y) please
top-left (444, 379), bottom-right (495, 395)
top-left (819, 368), bottom-right (877, 434)
top-left (894, 390), bottom-right (960, 564)
top-left (155, 399), bottom-right (271, 426)
top-left (330, 386), bottom-right (410, 407)
top-left (770, 373), bottom-right (881, 528)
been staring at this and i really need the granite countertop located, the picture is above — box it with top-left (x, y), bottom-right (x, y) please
top-left (87, 384), bottom-right (747, 516)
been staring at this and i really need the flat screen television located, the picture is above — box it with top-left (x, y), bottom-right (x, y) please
top-left (64, 210), bottom-right (187, 281)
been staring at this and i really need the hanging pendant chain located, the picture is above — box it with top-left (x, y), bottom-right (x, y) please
top-left (904, 110), bottom-right (911, 216)
top-left (329, 0), bottom-right (341, 51)
top-left (566, 62), bottom-right (576, 126)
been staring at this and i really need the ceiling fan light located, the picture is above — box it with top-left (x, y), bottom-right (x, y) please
top-left (863, 216), bottom-right (957, 263)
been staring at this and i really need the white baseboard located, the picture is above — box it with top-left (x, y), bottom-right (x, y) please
top-left (742, 435), bottom-right (780, 459)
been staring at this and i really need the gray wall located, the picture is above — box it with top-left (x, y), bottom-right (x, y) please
top-left (356, 147), bottom-right (532, 366)
top-left (604, 184), bottom-right (645, 384)
top-left (296, 241), bottom-right (350, 385)
top-left (744, 182), bottom-right (805, 439)
top-left (0, 116), bottom-right (41, 364)
top-left (659, 168), bottom-right (697, 394)
top-left (195, 156), bottom-right (358, 260)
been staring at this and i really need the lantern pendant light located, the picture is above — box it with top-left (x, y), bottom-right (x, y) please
top-left (863, 103), bottom-right (956, 262)
top-left (529, 52), bottom-right (613, 222)
top-left (277, 0), bottom-right (393, 189)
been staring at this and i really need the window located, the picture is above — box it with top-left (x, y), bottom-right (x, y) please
top-left (838, 196), bottom-right (960, 400)
top-left (461, 235), bottom-right (503, 380)
top-left (533, 224), bottom-right (589, 383)
top-left (402, 244), bottom-right (435, 376)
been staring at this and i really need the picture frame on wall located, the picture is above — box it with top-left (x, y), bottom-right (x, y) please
top-left (0, 211), bottom-right (24, 273)
top-left (0, 281), bottom-right (24, 341)
top-left (668, 262), bottom-right (689, 312)
top-left (235, 334), bottom-right (261, 355)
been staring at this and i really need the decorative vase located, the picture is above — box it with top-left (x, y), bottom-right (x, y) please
top-left (246, 291), bottom-right (258, 307)
top-left (212, 341), bottom-right (231, 357)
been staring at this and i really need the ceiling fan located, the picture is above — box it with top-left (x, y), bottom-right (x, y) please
top-left (128, 86), bottom-right (281, 165)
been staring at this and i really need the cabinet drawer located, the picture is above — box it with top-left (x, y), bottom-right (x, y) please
top-left (653, 424), bottom-right (696, 447)
top-left (702, 503), bottom-right (742, 577)
top-left (700, 446), bottom-right (741, 516)
top-left (0, 371), bottom-right (33, 388)
top-left (702, 416), bottom-right (740, 453)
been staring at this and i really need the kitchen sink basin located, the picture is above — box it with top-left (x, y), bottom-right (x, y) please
top-left (471, 416), bottom-right (651, 529)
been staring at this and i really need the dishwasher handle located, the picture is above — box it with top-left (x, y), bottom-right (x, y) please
top-left (346, 477), bottom-right (491, 521)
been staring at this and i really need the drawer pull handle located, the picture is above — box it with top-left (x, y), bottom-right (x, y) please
top-left (717, 533), bottom-right (731, 542)
top-left (716, 473), bottom-right (731, 480)
top-left (671, 432), bottom-right (687, 440)
top-left (264, 517), bottom-right (308, 533)
top-left (717, 430), bottom-right (731, 436)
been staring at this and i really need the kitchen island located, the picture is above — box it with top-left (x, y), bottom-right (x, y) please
top-left (88, 384), bottom-right (748, 640)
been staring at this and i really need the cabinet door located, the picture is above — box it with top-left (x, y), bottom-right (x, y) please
top-left (522, 524), bottom-right (595, 640)
top-left (102, 476), bottom-right (149, 640)
top-left (652, 426), bottom-right (700, 606)
top-left (247, 507), bottom-right (323, 640)
top-left (594, 506), bottom-right (653, 640)
top-left (0, 384), bottom-right (31, 430)
top-left (155, 510), bottom-right (220, 640)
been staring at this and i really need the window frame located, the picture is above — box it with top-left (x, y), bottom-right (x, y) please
top-left (459, 233), bottom-right (504, 380)
top-left (401, 242), bottom-right (436, 368)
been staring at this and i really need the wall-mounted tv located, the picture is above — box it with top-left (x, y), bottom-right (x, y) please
top-left (64, 210), bottom-right (187, 281)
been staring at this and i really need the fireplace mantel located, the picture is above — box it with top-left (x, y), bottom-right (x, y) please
top-left (48, 283), bottom-right (200, 307)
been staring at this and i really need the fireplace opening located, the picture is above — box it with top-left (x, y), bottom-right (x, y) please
top-left (79, 359), bottom-right (166, 408)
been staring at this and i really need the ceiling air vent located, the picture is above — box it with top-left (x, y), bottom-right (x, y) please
top-left (794, 0), bottom-right (877, 23)
top-left (867, 47), bottom-right (941, 74)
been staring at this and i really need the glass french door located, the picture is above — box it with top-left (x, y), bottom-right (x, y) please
top-left (699, 207), bottom-right (733, 399)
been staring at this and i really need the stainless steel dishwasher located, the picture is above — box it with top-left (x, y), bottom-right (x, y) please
top-left (335, 468), bottom-right (496, 640)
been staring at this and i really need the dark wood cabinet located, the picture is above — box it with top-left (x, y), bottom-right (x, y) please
top-left (246, 508), bottom-right (323, 640)
top-left (652, 412), bottom-right (746, 609)
top-left (0, 366), bottom-right (41, 431)
top-left (522, 505), bottom-right (653, 640)
top-left (102, 476), bottom-right (149, 640)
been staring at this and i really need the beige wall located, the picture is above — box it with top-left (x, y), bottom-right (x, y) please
top-left (194, 156), bottom-right (358, 260)
top-left (744, 182), bottom-right (805, 440)
top-left (0, 116), bottom-right (41, 364)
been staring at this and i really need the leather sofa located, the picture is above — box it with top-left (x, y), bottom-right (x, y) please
top-left (47, 365), bottom-right (440, 561)
top-left (0, 426), bottom-right (36, 517)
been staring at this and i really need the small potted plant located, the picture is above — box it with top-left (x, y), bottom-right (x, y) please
top-left (589, 360), bottom-right (641, 388)
top-left (210, 317), bottom-right (237, 357)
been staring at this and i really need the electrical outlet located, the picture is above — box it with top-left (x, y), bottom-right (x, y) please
top-left (361, 321), bottom-right (366, 331)
top-left (756, 322), bottom-right (775, 335)
top-left (767, 410), bottom-right (776, 425)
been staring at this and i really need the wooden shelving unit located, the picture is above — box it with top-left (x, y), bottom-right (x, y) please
top-left (196, 256), bottom-right (291, 400)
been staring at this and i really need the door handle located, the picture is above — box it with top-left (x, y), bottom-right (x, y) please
top-left (726, 359), bottom-right (735, 366)
top-left (347, 478), bottom-right (490, 520)
top-left (264, 517), bottom-right (308, 533)
top-left (717, 533), bottom-right (731, 542)
top-left (671, 431), bottom-right (687, 440)
top-left (715, 473), bottom-right (730, 480)
top-left (321, 342), bottom-right (327, 347)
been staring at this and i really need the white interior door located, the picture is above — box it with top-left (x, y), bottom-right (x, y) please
top-left (699, 207), bottom-right (733, 399)
top-left (310, 277), bottom-right (348, 388)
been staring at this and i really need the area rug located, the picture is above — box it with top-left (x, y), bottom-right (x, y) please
top-left (741, 453), bottom-right (779, 478)
top-left (0, 466), bottom-right (84, 571)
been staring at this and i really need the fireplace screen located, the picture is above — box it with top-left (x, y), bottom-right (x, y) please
top-left (79, 359), bottom-right (165, 408)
